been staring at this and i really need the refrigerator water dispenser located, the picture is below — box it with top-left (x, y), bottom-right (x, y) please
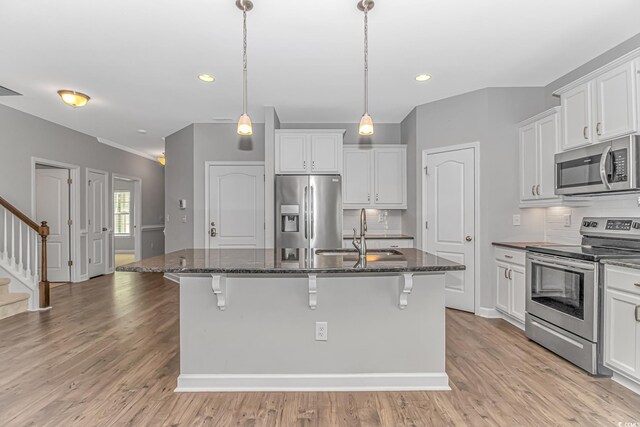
top-left (281, 205), bottom-right (300, 232)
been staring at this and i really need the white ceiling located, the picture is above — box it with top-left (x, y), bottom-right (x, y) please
top-left (1, 0), bottom-right (639, 158)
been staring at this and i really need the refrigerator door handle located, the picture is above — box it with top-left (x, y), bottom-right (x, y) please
top-left (304, 185), bottom-right (308, 239)
top-left (310, 185), bottom-right (315, 240)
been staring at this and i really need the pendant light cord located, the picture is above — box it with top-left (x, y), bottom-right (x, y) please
top-left (242, 6), bottom-right (248, 115)
top-left (363, 3), bottom-right (369, 115)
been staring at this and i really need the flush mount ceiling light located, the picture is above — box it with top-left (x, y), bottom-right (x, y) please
top-left (137, 129), bottom-right (147, 134)
top-left (157, 152), bottom-right (166, 166)
top-left (57, 90), bottom-right (90, 107)
top-left (415, 74), bottom-right (431, 82)
top-left (236, 0), bottom-right (254, 136)
top-left (357, 0), bottom-right (374, 136)
top-left (198, 74), bottom-right (215, 82)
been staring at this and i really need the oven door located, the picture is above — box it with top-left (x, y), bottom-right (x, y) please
top-left (555, 137), bottom-right (636, 195)
top-left (526, 253), bottom-right (598, 341)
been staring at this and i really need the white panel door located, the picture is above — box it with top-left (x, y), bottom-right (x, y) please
top-left (596, 62), bottom-right (637, 141)
top-left (342, 149), bottom-right (372, 207)
top-left (495, 261), bottom-right (510, 313)
top-left (310, 134), bottom-right (341, 174)
top-left (276, 134), bottom-right (308, 174)
top-left (88, 171), bottom-right (107, 278)
top-left (36, 168), bottom-right (70, 282)
top-left (374, 148), bottom-right (406, 207)
top-left (510, 265), bottom-right (526, 322)
top-left (519, 123), bottom-right (538, 201)
top-left (561, 82), bottom-right (593, 150)
top-left (425, 148), bottom-right (476, 312)
top-left (208, 165), bottom-right (265, 248)
top-left (604, 289), bottom-right (640, 379)
top-left (536, 113), bottom-right (560, 200)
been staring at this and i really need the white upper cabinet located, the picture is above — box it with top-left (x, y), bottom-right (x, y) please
top-left (275, 130), bottom-right (344, 175)
top-left (310, 134), bottom-right (342, 173)
top-left (519, 123), bottom-right (538, 201)
top-left (561, 82), bottom-right (594, 150)
top-left (343, 149), bottom-right (372, 206)
top-left (557, 56), bottom-right (639, 151)
top-left (373, 148), bottom-right (406, 207)
top-left (518, 108), bottom-right (560, 206)
top-left (276, 133), bottom-right (308, 173)
top-left (595, 61), bottom-right (638, 141)
top-left (343, 145), bottom-right (407, 209)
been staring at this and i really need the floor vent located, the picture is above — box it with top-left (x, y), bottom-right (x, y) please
top-left (0, 85), bottom-right (22, 96)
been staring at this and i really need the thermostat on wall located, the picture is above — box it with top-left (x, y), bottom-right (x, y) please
top-left (179, 199), bottom-right (187, 210)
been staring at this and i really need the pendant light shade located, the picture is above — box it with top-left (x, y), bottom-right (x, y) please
top-left (237, 113), bottom-right (253, 135)
top-left (236, 0), bottom-right (254, 136)
top-left (359, 113), bottom-right (374, 136)
top-left (357, 0), bottom-right (374, 136)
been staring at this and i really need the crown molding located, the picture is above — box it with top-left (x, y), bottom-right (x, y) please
top-left (552, 47), bottom-right (640, 96)
top-left (96, 137), bottom-right (157, 162)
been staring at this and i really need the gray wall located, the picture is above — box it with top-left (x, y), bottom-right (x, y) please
top-left (164, 122), bottom-right (266, 250)
top-left (402, 88), bottom-right (547, 309)
top-left (0, 104), bottom-right (165, 261)
top-left (114, 178), bottom-right (135, 252)
top-left (164, 125), bottom-right (194, 253)
top-left (544, 32), bottom-right (640, 108)
top-left (280, 123), bottom-right (401, 144)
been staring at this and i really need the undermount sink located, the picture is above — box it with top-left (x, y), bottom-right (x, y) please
top-left (315, 249), bottom-right (403, 256)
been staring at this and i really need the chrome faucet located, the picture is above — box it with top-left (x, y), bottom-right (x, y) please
top-left (352, 208), bottom-right (368, 258)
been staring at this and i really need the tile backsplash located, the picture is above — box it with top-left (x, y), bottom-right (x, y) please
top-left (544, 195), bottom-right (640, 244)
top-left (343, 209), bottom-right (403, 235)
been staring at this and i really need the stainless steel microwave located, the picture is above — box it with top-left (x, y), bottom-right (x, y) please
top-left (555, 136), bottom-right (640, 196)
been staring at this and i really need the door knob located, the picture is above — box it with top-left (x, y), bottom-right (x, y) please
top-left (102, 227), bottom-right (108, 232)
top-left (465, 236), bottom-right (472, 242)
top-left (210, 221), bottom-right (217, 237)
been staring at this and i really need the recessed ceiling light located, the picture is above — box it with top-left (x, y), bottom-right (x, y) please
top-left (137, 129), bottom-right (147, 134)
top-left (415, 74), bottom-right (431, 82)
top-left (198, 74), bottom-right (215, 82)
top-left (57, 90), bottom-right (90, 107)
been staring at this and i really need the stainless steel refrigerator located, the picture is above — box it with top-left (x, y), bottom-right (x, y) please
top-left (275, 175), bottom-right (342, 249)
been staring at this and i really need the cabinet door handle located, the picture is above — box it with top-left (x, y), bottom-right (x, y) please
top-left (634, 282), bottom-right (640, 287)
top-left (504, 255), bottom-right (513, 259)
top-left (636, 305), bottom-right (640, 322)
top-left (508, 269), bottom-right (512, 280)
top-left (596, 122), bottom-right (602, 136)
top-left (367, 193), bottom-right (370, 202)
top-left (312, 161), bottom-right (316, 170)
top-left (536, 185), bottom-right (540, 196)
top-left (583, 126), bottom-right (589, 140)
top-left (504, 269), bottom-right (508, 279)
top-left (531, 185), bottom-right (536, 196)
top-left (303, 160), bottom-right (306, 170)
top-left (375, 193), bottom-right (379, 202)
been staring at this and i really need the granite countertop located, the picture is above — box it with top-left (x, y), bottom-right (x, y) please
top-left (342, 234), bottom-right (414, 240)
top-left (601, 259), bottom-right (640, 270)
top-left (116, 248), bottom-right (465, 274)
top-left (492, 241), bottom-right (561, 250)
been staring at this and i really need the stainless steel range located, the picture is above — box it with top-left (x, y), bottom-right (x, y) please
top-left (526, 217), bottom-right (640, 375)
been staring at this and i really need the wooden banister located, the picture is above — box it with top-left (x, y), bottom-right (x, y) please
top-left (0, 196), bottom-right (50, 309)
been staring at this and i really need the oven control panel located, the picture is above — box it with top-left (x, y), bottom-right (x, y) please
top-left (581, 217), bottom-right (640, 237)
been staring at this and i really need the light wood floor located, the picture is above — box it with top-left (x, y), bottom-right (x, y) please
top-left (1, 273), bottom-right (640, 426)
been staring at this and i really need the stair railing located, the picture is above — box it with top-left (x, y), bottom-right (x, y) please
top-left (0, 196), bottom-right (50, 309)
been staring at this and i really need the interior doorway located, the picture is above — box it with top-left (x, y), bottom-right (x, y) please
top-left (112, 175), bottom-right (142, 268)
top-left (423, 143), bottom-right (479, 313)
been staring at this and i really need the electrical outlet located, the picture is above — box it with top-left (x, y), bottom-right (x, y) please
top-left (564, 214), bottom-right (572, 227)
top-left (512, 215), bottom-right (521, 226)
top-left (315, 321), bottom-right (328, 341)
top-left (181, 215), bottom-right (187, 224)
top-left (166, 214), bottom-right (171, 222)
top-left (378, 213), bottom-right (384, 223)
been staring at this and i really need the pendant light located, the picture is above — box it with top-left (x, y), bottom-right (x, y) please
top-left (358, 0), bottom-right (374, 136)
top-left (236, 0), bottom-right (253, 136)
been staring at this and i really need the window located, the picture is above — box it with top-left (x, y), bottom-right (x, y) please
top-left (114, 191), bottom-right (131, 235)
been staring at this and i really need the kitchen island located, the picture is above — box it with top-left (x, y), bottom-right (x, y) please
top-left (118, 248), bottom-right (464, 392)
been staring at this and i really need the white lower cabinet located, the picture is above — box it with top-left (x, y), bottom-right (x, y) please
top-left (494, 247), bottom-right (526, 324)
top-left (604, 265), bottom-right (640, 385)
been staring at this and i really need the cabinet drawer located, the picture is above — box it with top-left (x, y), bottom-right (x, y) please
top-left (605, 265), bottom-right (640, 295)
top-left (494, 248), bottom-right (526, 266)
top-left (372, 239), bottom-right (413, 249)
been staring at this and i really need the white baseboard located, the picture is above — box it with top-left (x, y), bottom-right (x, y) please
top-left (163, 273), bottom-right (180, 284)
top-left (175, 372), bottom-right (450, 392)
top-left (476, 307), bottom-right (501, 318)
top-left (498, 311), bottom-right (525, 331)
top-left (612, 372), bottom-right (640, 396)
top-left (115, 250), bottom-right (135, 254)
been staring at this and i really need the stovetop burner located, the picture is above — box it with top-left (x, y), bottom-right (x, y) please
top-left (526, 244), bottom-right (640, 262)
